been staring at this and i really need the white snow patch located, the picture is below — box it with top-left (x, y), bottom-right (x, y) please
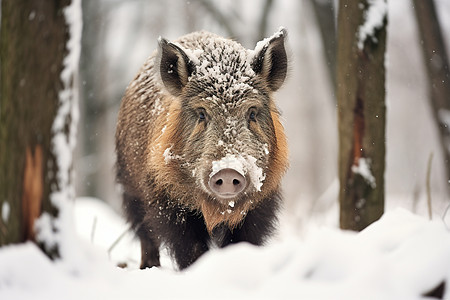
top-left (73, 197), bottom-right (144, 268)
top-left (211, 154), bottom-right (245, 178)
top-left (1, 201), bottom-right (10, 223)
top-left (150, 97), bottom-right (164, 116)
top-left (163, 145), bottom-right (182, 164)
top-left (210, 154), bottom-right (266, 192)
top-left (249, 26), bottom-right (286, 61)
top-left (1, 204), bottom-right (450, 300)
top-left (357, 0), bottom-right (388, 50)
top-left (263, 143), bottom-right (269, 155)
top-left (245, 155), bottom-right (266, 192)
top-left (438, 108), bottom-right (450, 127)
top-left (35, 0), bottom-right (82, 260)
top-left (352, 157), bottom-right (376, 188)
top-left (176, 44), bottom-right (203, 65)
top-left (228, 201), bottom-right (235, 208)
top-left (185, 33), bottom-right (259, 99)
top-left (28, 11), bottom-right (36, 21)
top-left (356, 198), bottom-right (366, 209)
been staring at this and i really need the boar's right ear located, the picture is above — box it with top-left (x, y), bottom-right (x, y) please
top-left (251, 28), bottom-right (288, 92)
top-left (157, 37), bottom-right (195, 96)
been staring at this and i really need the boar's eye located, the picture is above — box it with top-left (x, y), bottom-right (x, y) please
top-left (248, 107), bottom-right (258, 122)
top-left (198, 108), bottom-right (207, 122)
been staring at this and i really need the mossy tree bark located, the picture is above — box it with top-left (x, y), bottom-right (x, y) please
top-left (0, 0), bottom-right (70, 251)
top-left (337, 0), bottom-right (387, 231)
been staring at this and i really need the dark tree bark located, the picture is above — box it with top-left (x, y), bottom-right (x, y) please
top-left (412, 0), bottom-right (450, 194)
top-left (0, 0), bottom-right (72, 255)
top-left (337, 0), bottom-right (387, 231)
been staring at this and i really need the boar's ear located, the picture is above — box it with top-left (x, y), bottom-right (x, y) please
top-left (157, 37), bottom-right (195, 96)
top-left (251, 28), bottom-right (288, 92)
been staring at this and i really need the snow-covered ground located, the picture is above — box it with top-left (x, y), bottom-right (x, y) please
top-left (1, 197), bottom-right (449, 300)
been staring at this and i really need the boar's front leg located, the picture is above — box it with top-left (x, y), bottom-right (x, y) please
top-left (163, 210), bottom-right (210, 270)
top-left (139, 235), bottom-right (161, 269)
top-left (121, 192), bottom-right (162, 269)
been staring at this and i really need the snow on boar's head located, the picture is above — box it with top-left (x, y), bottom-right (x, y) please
top-left (150, 29), bottom-right (288, 232)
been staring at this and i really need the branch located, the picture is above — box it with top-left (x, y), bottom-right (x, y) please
top-left (193, 0), bottom-right (236, 38)
top-left (426, 152), bottom-right (434, 220)
top-left (309, 0), bottom-right (336, 96)
top-left (256, 0), bottom-right (275, 43)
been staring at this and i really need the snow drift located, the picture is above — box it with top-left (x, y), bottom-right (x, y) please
top-left (0, 198), bottom-right (449, 300)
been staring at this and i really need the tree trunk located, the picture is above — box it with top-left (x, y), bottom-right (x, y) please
top-left (77, 0), bottom-right (104, 199)
top-left (0, 0), bottom-right (72, 255)
top-left (337, 0), bottom-right (387, 231)
top-left (412, 0), bottom-right (450, 194)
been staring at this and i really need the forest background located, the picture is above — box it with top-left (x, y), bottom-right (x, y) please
top-left (76, 0), bottom-right (450, 230)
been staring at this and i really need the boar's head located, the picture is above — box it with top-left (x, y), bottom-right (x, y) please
top-left (153, 29), bottom-right (289, 232)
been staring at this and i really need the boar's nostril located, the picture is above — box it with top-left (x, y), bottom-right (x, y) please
top-left (209, 168), bottom-right (246, 199)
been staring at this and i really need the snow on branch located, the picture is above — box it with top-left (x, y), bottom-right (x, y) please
top-left (357, 0), bottom-right (387, 50)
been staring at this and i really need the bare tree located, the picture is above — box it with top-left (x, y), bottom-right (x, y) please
top-left (256, 0), bottom-right (275, 42)
top-left (193, 0), bottom-right (275, 44)
top-left (0, 0), bottom-right (76, 257)
top-left (193, 0), bottom-right (237, 38)
top-left (309, 0), bottom-right (336, 95)
top-left (77, 0), bottom-right (106, 199)
top-left (337, 0), bottom-right (388, 231)
top-left (412, 0), bottom-right (450, 195)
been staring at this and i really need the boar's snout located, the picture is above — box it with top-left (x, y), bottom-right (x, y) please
top-left (209, 168), bottom-right (246, 199)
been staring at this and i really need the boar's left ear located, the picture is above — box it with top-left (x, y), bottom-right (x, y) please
top-left (251, 28), bottom-right (288, 92)
top-left (157, 37), bottom-right (195, 96)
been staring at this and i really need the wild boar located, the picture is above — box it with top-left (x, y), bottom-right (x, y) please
top-left (116, 28), bottom-right (288, 270)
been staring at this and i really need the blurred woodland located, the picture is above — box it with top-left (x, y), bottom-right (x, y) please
top-left (74, 0), bottom-right (450, 229)
top-left (1, 0), bottom-right (450, 248)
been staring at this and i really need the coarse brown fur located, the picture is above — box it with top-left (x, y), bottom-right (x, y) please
top-left (116, 29), bottom-right (289, 270)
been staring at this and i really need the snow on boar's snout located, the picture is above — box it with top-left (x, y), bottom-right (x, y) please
top-left (116, 28), bottom-right (289, 270)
